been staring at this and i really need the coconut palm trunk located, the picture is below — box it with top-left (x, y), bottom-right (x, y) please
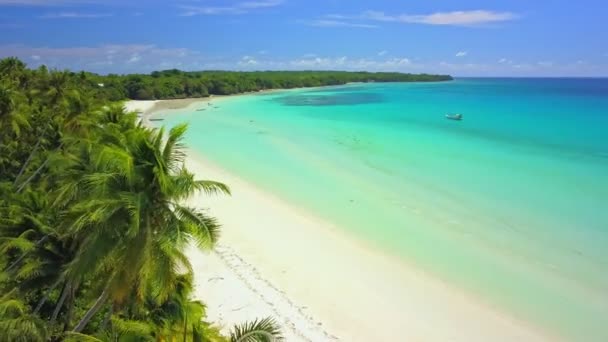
top-left (13, 139), bottom-right (41, 186)
top-left (50, 281), bottom-right (71, 325)
top-left (16, 156), bottom-right (50, 193)
top-left (33, 277), bottom-right (63, 314)
top-left (72, 283), bottom-right (110, 333)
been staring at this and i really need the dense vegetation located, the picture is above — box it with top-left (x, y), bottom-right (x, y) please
top-left (0, 57), bottom-right (284, 341)
top-left (89, 69), bottom-right (452, 101)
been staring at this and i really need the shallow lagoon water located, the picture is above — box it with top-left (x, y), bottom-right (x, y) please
top-left (160, 79), bottom-right (608, 340)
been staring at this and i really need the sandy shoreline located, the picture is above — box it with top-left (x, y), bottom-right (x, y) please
top-left (128, 88), bottom-right (291, 117)
top-left (126, 84), bottom-right (366, 118)
top-left (124, 99), bottom-right (555, 341)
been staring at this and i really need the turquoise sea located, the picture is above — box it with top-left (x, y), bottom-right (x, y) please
top-left (159, 78), bottom-right (608, 341)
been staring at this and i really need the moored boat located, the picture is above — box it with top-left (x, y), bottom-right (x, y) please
top-left (446, 113), bottom-right (463, 121)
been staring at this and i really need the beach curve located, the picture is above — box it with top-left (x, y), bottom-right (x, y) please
top-left (125, 98), bottom-right (556, 342)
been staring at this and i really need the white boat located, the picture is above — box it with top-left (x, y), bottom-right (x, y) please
top-left (445, 113), bottom-right (463, 121)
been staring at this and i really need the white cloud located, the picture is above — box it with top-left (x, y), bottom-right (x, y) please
top-left (389, 58), bottom-right (410, 65)
top-left (40, 12), bottom-right (113, 18)
top-left (239, 0), bottom-right (282, 9)
top-left (324, 14), bottom-right (349, 20)
top-left (127, 54), bottom-right (141, 63)
top-left (3, 47), bottom-right (486, 75)
top-left (180, 0), bottom-right (282, 16)
top-left (397, 10), bottom-right (517, 26)
top-left (289, 57), bottom-right (334, 67)
top-left (361, 11), bottom-right (394, 22)
top-left (217, 55), bottom-right (415, 71)
top-left (241, 58), bottom-right (604, 77)
top-left (455, 51), bottom-right (468, 57)
top-left (4, 44), bottom-right (604, 77)
top-left (324, 10), bottom-right (518, 27)
top-left (0, 44), bottom-right (201, 73)
top-left (537, 61), bottom-right (553, 67)
top-left (287, 56), bottom-right (412, 70)
top-left (180, 6), bottom-right (239, 15)
top-left (238, 55), bottom-right (258, 66)
top-left (377, 50), bottom-right (388, 56)
top-left (306, 19), bottom-right (378, 28)
top-left (512, 63), bottom-right (534, 70)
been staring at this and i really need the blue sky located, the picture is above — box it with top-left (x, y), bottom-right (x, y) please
top-left (0, 0), bottom-right (607, 76)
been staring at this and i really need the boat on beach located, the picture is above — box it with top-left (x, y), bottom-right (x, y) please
top-left (446, 113), bottom-right (463, 121)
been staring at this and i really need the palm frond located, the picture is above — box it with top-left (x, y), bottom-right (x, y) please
top-left (0, 298), bottom-right (27, 317)
top-left (152, 126), bottom-right (165, 154)
top-left (118, 191), bottom-right (146, 238)
top-left (0, 295), bottom-right (48, 342)
top-left (0, 317), bottom-right (48, 342)
top-left (169, 168), bottom-right (230, 200)
top-left (82, 172), bottom-right (121, 193)
top-left (62, 332), bottom-right (104, 342)
top-left (171, 248), bottom-right (194, 277)
top-left (163, 123), bottom-right (188, 172)
top-left (66, 228), bottom-right (120, 279)
top-left (142, 242), bottom-right (180, 303)
top-left (67, 198), bottom-right (125, 235)
top-left (110, 316), bottom-right (154, 340)
top-left (172, 205), bottom-right (221, 249)
top-left (229, 317), bottom-right (283, 342)
top-left (193, 321), bottom-right (228, 342)
top-left (94, 145), bottom-right (134, 185)
top-left (0, 230), bottom-right (37, 253)
top-left (15, 258), bottom-right (45, 280)
top-left (193, 179), bottom-right (231, 196)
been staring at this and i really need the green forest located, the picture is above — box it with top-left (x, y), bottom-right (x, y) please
top-left (0, 58), bottom-right (286, 341)
top-left (87, 69), bottom-right (451, 101)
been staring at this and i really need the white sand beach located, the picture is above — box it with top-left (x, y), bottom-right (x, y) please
top-left (125, 99), bottom-right (555, 342)
top-left (123, 100), bottom-right (158, 116)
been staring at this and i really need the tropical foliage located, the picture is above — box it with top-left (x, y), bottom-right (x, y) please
top-left (83, 68), bottom-right (451, 101)
top-left (0, 57), bottom-right (283, 341)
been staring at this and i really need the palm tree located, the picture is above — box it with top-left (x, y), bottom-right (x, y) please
top-left (229, 318), bottom-right (283, 342)
top-left (13, 86), bottom-right (99, 193)
top-left (0, 290), bottom-right (48, 342)
top-left (0, 85), bottom-right (30, 138)
top-left (64, 121), bottom-right (229, 332)
top-left (111, 273), bottom-right (225, 341)
top-left (1, 61), bottom-right (285, 342)
top-left (0, 83), bottom-right (33, 179)
top-left (0, 57), bottom-right (27, 87)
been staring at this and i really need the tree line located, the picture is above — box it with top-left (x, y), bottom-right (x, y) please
top-left (89, 68), bottom-right (452, 101)
top-left (0, 58), bottom-right (284, 340)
